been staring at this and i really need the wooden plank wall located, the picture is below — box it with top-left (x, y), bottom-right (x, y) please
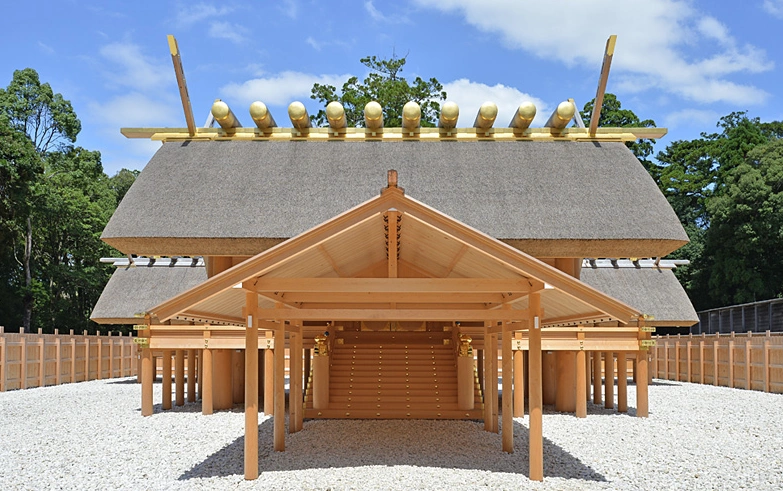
top-left (0, 327), bottom-right (138, 392)
top-left (652, 332), bottom-right (783, 393)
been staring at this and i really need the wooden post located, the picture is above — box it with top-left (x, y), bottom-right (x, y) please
top-left (585, 350), bottom-right (591, 402)
top-left (96, 334), bottom-right (102, 381)
top-left (592, 352), bottom-right (602, 405)
top-left (232, 349), bottom-right (245, 404)
top-left (162, 350), bottom-right (172, 410)
top-left (458, 340), bottom-right (475, 410)
top-left (652, 342), bottom-right (658, 378)
top-left (55, 335), bottom-right (62, 386)
top-left (476, 349), bottom-right (484, 398)
top-left (674, 337), bottom-right (680, 382)
top-left (38, 333), bottom-right (45, 387)
top-left (141, 344), bottom-right (153, 417)
top-left (274, 324), bottom-right (285, 451)
top-left (202, 344), bottom-right (214, 415)
top-left (21, 333), bottom-right (27, 389)
top-left (489, 333), bottom-right (499, 433)
top-left (264, 345), bottom-right (274, 414)
top-left (289, 326), bottom-right (302, 433)
top-left (312, 335), bottom-right (329, 411)
top-left (187, 349), bottom-right (196, 402)
top-left (542, 351), bottom-right (556, 406)
top-left (513, 339), bottom-right (525, 417)
top-left (555, 351), bottom-right (576, 413)
top-left (501, 328), bottom-right (513, 453)
top-left (617, 352), bottom-right (627, 413)
top-left (686, 338), bottom-right (692, 383)
top-left (175, 350), bottom-right (185, 406)
top-left (745, 339), bottom-right (752, 390)
top-left (483, 341), bottom-right (491, 430)
top-left (244, 293), bottom-right (259, 481)
top-left (575, 349), bottom-right (586, 418)
top-left (699, 335), bottom-right (705, 384)
top-left (604, 352), bottom-right (614, 410)
top-left (303, 348), bottom-right (311, 400)
top-left (728, 340), bottom-right (734, 388)
top-left (528, 292), bottom-right (544, 481)
top-left (763, 337), bottom-right (770, 393)
top-left (0, 335), bottom-right (6, 392)
top-left (663, 341), bottom-right (669, 380)
top-left (70, 336), bottom-right (76, 383)
top-left (713, 338), bottom-right (719, 386)
top-left (213, 350), bottom-right (233, 410)
top-left (197, 349), bottom-right (203, 401)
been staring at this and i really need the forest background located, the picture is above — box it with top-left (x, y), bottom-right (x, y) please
top-left (2, 58), bottom-right (782, 333)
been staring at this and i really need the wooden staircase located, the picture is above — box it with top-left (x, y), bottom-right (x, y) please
top-left (303, 331), bottom-right (484, 419)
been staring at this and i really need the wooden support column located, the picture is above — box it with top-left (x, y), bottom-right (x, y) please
top-left (289, 325), bottom-right (303, 433)
top-left (244, 293), bottom-right (259, 481)
top-left (187, 349), bottom-right (196, 403)
top-left (555, 351), bottom-right (576, 413)
top-left (274, 324), bottom-right (286, 451)
top-left (141, 345), bottom-right (153, 417)
top-left (501, 328), bottom-right (513, 453)
top-left (312, 335), bottom-right (330, 410)
top-left (303, 348), bottom-right (311, 398)
top-left (604, 351), bottom-right (614, 410)
top-left (202, 343), bottom-right (213, 415)
top-left (542, 351), bottom-right (556, 406)
top-left (232, 349), bottom-right (245, 404)
top-left (617, 351), bottom-right (628, 413)
top-left (264, 343), bottom-right (274, 415)
top-left (592, 352), bottom-right (602, 405)
top-left (476, 349), bottom-right (484, 397)
top-left (213, 350), bottom-right (233, 410)
top-left (585, 350), bottom-right (591, 402)
top-left (575, 350), bottom-right (586, 418)
top-left (162, 350), bottom-right (172, 410)
top-left (528, 292), bottom-right (544, 482)
top-left (513, 334), bottom-right (525, 417)
top-left (197, 349), bottom-right (203, 400)
top-left (488, 332), bottom-right (499, 433)
top-left (457, 336), bottom-right (475, 410)
top-left (175, 350), bottom-right (185, 406)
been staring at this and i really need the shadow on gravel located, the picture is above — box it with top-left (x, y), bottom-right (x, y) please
top-left (649, 380), bottom-right (682, 387)
top-left (179, 418), bottom-right (606, 482)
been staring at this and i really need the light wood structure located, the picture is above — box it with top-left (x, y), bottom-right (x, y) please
top-left (87, 35), bottom-right (701, 483)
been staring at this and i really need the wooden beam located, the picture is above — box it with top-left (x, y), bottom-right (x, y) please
top-left (528, 292), bottom-right (544, 481)
top-left (273, 324), bottom-right (285, 451)
top-left (252, 278), bottom-right (531, 294)
top-left (502, 320), bottom-right (513, 452)
top-left (318, 244), bottom-right (347, 277)
top-left (256, 308), bottom-right (529, 322)
top-left (178, 310), bottom-right (245, 326)
top-left (166, 35), bottom-right (196, 136)
top-left (244, 292), bottom-right (259, 480)
top-left (444, 244), bottom-right (468, 276)
top-left (282, 291), bottom-right (507, 304)
top-left (589, 35), bottom-right (617, 136)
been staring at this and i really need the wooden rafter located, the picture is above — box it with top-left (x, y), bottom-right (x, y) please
top-left (255, 307), bottom-right (530, 322)
top-left (589, 35), bottom-right (617, 136)
top-left (249, 278), bottom-right (531, 294)
top-left (317, 244), bottom-right (346, 277)
top-left (166, 35), bottom-right (196, 136)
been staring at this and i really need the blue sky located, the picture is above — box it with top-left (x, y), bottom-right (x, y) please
top-left (3, 0), bottom-right (783, 175)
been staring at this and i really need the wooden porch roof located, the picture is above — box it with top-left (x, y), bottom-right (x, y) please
top-left (146, 174), bottom-right (640, 328)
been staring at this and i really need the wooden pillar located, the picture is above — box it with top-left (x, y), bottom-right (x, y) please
top-left (592, 352), bottom-right (602, 405)
top-left (141, 346), bottom-right (153, 417)
top-left (528, 292), bottom-right (544, 482)
top-left (303, 348), bottom-right (311, 396)
top-left (555, 351), bottom-right (576, 413)
top-left (501, 329), bottom-right (513, 453)
top-left (488, 332), bottom-right (499, 433)
top-left (584, 350), bottom-right (591, 402)
top-left (264, 346), bottom-right (274, 415)
top-left (162, 350), bottom-right (172, 410)
top-left (604, 351), bottom-right (614, 410)
top-left (274, 325), bottom-right (285, 451)
top-left (232, 349), bottom-right (245, 404)
top-left (483, 342), bottom-right (491, 430)
top-left (575, 350), bottom-right (586, 418)
top-left (617, 351), bottom-right (628, 413)
top-left (289, 327), bottom-right (303, 433)
top-left (476, 349), bottom-right (484, 398)
top-left (542, 351), bottom-right (556, 405)
top-left (636, 350), bottom-right (649, 417)
top-left (187, 349), bottom-right (196, 403)
top-left (202, 346), bottom-right (213, 415)
top-left (244, 294), bottom-right (259, 481)
top-left (197, 349), bottom-right (203, 401)
top-left (312, 335), bottom-right (330, 410)
top-left (213, 350), bottom-right (233, 410)
top-left (175, 350), bottom-right (185, 407)
top-left (513, 343), bottom-right (525, 417)
top-left (457, 345), bottom-right (475, 410)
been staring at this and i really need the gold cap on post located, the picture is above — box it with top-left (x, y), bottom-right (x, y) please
top-left (402, 101), bottom-right (421, 132)
top-left (473, 102), bottom-right (498, 129)
top-left (326, 101), bottom-right (347, 130)
top-left (288, 101), bottom-right (311, 129)
top-left (545, 100), bottom-right (576, 130)
top-left (509, 102), bottom-right (537, 130)
top-left (249, 101), bottom-right (276, 129)
top-left (364, 101), bottom-right (384, 130)
top-left (211, 99), bottom-right (241, 129)
top-left (439, 101), bottom-right (459, 129)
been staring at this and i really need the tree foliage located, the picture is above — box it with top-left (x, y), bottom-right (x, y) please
top-left (310, 54), bottom-right (446, 127)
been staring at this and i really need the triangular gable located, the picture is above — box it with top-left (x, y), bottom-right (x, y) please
top-left (149, 180), bottom-right (640, 325)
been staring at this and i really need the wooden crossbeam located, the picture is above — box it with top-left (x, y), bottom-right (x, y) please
top-left (166, 35), bottom-right (196, 136)
top-left (589, 35), bottom-right (617, 136)
top-left (255, 307), bottom-right (529, 322)
top-left (280, 292), bottom-right (507, 304)
top-left (250, 277), bottom-right (531, 294)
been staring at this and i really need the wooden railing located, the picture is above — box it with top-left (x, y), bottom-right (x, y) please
top-left (0, 327), bottom-right (138, 392)
top-left (652, 332), bottom-right (783, 393)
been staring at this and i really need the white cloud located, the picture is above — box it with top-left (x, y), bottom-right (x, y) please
top-left (306, 37), bottom-right (322, 51)
top-left (663, 108), bottom-right (720, 128)
top-left (175, 3), bottom-right (234, 26)
top-left (414, 0), bottom-right (773, 105)
top-left (87, 92), bottom-right (181, 128)
top-left (763, 0), bottom-right (783, 18)
top-left (208, 21), bottom-right (249, 44)
top-left (221, 71), bottom-right (352, 107)
top-left (99, 43), bottom-right (170, 92)
top-left (442, 79), bottom-right (550, 127)
top-left (37, 41), bottom-right (55, 55)
top-left (365, 1), bottom-right (409, 23)
top-left (279, 0), bottom-right (298, 19)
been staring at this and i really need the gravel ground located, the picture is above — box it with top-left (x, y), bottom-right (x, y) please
top-left (1, 378), bottom-right (781, 490)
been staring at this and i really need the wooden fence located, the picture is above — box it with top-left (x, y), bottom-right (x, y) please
top-left (0, 327), bottom-right (138, 392)
top-left (652, 331), bottom-right (783, 393)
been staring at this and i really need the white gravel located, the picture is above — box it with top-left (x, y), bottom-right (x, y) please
top-left (1, 378), bottom-right (781, 490)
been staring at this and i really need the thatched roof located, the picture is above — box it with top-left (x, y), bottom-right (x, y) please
top-left (101, 140), bottom-right (687, 258)
top-left (90, 264), bottom-right (207, 324)
top-left (580, 266), bottom-right (698, 326)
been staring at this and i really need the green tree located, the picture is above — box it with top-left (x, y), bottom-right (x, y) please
top-left (310, 54), bottom-right (446, 127)
top-left (109, 168), bottom-right (140, 206)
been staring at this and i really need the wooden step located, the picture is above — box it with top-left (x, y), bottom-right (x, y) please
top-left (304, 408), bottom-right (484, 419)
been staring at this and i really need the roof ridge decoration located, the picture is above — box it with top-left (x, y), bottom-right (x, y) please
top-left (122, 35), bottom-right (667, 143)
